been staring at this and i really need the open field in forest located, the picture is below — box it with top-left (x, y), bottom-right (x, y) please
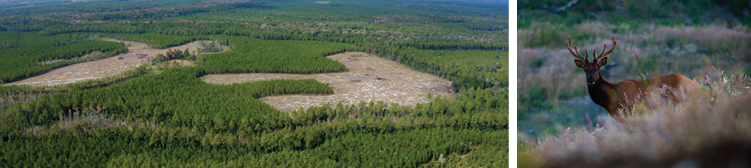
top-left (0, 32), bottom-right (128, 83)
top-left (203, 52), bottom-right (452, 112)
top-left (7, 39), bottom-right (227, 86)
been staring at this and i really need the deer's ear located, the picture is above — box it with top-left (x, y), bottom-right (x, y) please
top-left (574, 60), bottom-right (585, 68)
top-left (597, 57), bottom-right (608, 67)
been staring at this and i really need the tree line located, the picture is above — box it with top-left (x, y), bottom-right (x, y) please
top-left (1, 128), bottom-right (507, 167)
top-left (0, 32), bottom-right (128, 83)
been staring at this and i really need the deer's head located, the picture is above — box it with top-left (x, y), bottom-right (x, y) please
top-left (567, 36), bottom-right (617, 86)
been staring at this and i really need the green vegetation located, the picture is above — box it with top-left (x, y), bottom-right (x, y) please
top-left (518, 0), bottom-right (751, 137)
top-left (39, 23), bottom-right (147, 36)
top-left (198, 41), bottom-right (224, 53)
top-left (519, 0), bottom-right (751, 27)
top-left (3, 68), bottom-right (334, 131)
top-left (101, 33), bottom-right (207, 49)
top-left (0, 0), bottom-right (508, 167)
top-left (518, 22), bottom-right (751, 138)
top-left (2, 128), bottom-right (507, 167)
top-left (0, 32), bottom-right (128, 83)
top-left (200, 37), bottom-right (359, 74)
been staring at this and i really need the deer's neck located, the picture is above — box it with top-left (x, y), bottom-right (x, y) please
top-left (587, 74), bottom-right (615, 108)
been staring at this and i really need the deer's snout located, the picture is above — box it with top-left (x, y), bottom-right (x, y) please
top-left (587, 77), bottom-right (596, 85)
top-left (585, 72), bottom-right (597, 85)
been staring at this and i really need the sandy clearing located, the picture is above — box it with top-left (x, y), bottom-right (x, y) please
top-left (6, 39), bottom-right (227, 86)
top-left (202, 52), bottom-right (453, 112)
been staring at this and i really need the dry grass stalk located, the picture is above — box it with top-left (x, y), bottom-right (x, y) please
top-left (523, 75), bottom-right (751, 168)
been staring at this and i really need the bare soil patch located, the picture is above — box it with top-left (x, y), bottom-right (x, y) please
top-left (6, 39), bottom-right (227, 86)
top-left (202, 52), bottom-right (453, 112)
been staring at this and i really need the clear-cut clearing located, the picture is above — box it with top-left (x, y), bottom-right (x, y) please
top-left (202, 52), bottom-right (453, 112)
top-left (7, 39), bottom-right (227, 86)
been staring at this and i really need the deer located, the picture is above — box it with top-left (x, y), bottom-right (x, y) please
top-left (566, 36), bottom-right (697, 120)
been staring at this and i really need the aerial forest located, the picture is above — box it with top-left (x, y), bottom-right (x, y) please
top-left (0, 0), bottom-right (508, 167)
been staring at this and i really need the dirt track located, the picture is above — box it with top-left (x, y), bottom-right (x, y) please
top-left (7, 39), bottom-right (226, 86)
top-left (202, 52), bottom-right (453, 112)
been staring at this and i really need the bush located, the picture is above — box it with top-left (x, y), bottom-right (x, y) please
top-left (198, 41), bottom-right (223, 53)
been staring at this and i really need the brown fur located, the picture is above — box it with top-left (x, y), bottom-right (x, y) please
top-left (567, 36), bottom-right (697, 119)
top-left (590, 73), bottom-right (697, 118)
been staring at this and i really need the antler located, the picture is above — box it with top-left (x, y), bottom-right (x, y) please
top-left (594, 36), bottom-right (617, 61)
top-left (566, 36), bottom-right (585, 62)
top-left (584, 49), bottom-right (589, 62)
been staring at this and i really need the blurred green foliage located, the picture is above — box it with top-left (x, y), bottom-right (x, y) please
top-left (520, 0), bottom-right (751, 27)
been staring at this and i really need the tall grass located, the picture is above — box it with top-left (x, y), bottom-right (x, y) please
top-left (654, 24), bottom-right (751, 61)
top-left (520, 74), bottom-right (751, 167)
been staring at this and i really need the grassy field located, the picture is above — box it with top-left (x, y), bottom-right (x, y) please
top-left (518, 22), bottom-right (751, 137)
top-left (518, 1), bottom-right (751, 167)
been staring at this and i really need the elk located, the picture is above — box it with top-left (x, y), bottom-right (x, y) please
top-left (566, 36), bottom-right (697, 119)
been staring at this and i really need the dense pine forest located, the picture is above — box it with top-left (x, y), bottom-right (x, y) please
top-left (0, 0), bottom-right (508, 167)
